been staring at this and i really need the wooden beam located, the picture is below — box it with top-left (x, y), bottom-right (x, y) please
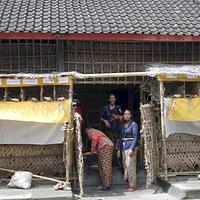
top-left (1, 33), bottom-right (200, 42)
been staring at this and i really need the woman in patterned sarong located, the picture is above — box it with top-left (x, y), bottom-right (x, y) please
top-left (85, 124), bottom-right (114, 190)
top-left (117, 109), bottom-right (139, 192)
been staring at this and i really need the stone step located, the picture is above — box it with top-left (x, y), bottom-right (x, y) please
top-left (158, 176), bottom-right (200, 199)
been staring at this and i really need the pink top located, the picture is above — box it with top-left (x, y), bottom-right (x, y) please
top-left (87, 128), bottom-right (114, 155)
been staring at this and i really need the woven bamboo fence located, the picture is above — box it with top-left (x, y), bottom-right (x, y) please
top-left (140, 103), bottom-right (157, 187)
top-left (166, 133), bottom-right (200, 172)
top-left (0, 84), bottom-right (70, 179)
top-left (0, 144), bottom-right (65, 179)
top-left (148, 81), bottom-right (200, 174)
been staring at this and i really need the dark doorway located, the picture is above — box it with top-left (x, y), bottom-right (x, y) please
top-left (74, 84), bottom-right (142, 163)
top-left (74, 84), bottom-right (140, 130)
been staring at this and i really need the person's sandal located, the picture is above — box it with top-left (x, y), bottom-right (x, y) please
top-left (94, 186), bottom-right (103, 190)
top-left (127, 186), bottom-right (138, 192)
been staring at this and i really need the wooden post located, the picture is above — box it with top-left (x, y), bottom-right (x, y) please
top-left (140, 87), bottom-right (144, 165)
top-left (40, 85), bottom-right (43, 101)
top-left (153, 107), bottom-right (158, 184)
top-left (159, 81), bottom-right (168, 181)
top-left (4, 88), bottom-right (7, 101)
top-left (53, 85), bottom-right (56, 101)
top-left (65, 78), bottom-right (74, 183)
top-left (20, 88), bottom-right (26, 101)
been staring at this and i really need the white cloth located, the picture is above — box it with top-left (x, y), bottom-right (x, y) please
top-left (164, 98), bottom-right (200, 138)
top-left (0, 120), bottom-right (64, 144)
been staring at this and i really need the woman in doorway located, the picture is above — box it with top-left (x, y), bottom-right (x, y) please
top-left (85, 123), bottom-right (114, 190)
top-left (117, 109), bottom-right (139, 192)
top-left (99, 93), bottom-right (121, 165)
top-left (99, 93), bottom-right (121, 163)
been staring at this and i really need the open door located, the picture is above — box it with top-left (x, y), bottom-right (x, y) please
top-left (140, 103), bottom-right (157, 187)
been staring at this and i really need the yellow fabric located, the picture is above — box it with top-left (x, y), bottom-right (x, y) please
top-left (0, 100), bottom-right (70, 123)
top-left (169, 97), bottom-right (200, 121)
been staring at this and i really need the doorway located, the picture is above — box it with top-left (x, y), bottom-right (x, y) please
top-left (74, 84), bottom-right (141, 150)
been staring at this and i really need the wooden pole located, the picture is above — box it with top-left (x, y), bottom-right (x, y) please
top-left (20, 88), bottom-right (26, 101)
top-left (65, 78), bottom-right (74, 183)
top-left (140, 87), bottom-right (144, 165)
top-left (159, 81), bottom-right (168, 181)
top-left (53, 85), bottom-right (56, 101)
top-left (40, 85), bottom-right (43, 101)
top-left (4, 88), bottom-right (7, 101)
top-left (0, 167), bottom-right (66, 183)
top-left (82, 72), bottom-right (147, 79)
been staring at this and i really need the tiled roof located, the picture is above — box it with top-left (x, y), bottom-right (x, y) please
top-left (0, 0), bottom-right (200, 36)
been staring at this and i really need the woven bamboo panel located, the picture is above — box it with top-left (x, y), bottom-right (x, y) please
top-left (140, 103), bottom-right (157, 187)
top-left (0, 144), bottom-right (65, 178)
top-left (166, 141), bottom-right (200, 153)
top-left (153, 106), bottom-right (163, 172)
top-left (0, 144), bottom-right (63, 157)
top-left (166, 133), bottom-right (200, 142)
top-left (0, 155), bottom-right (65, 179)
top-left (165, 133), bottom-right (200, 172)
top-left (166, 152), bottom-right (200, 172)
top-left (64, 40), bottom-right (200, 84)
top-left (0, 40), bottom-right (58, 73)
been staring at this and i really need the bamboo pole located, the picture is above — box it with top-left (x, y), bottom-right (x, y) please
top-left (140, 87), bottom-right (144, 165)
top-left (65, 79), bottom-right (74, 183)
top-left (0, 167), bottom-right (65, 183)
top-left (20, 88), bottom-right (26, 101)
top-left (4, 88), bottom-right (7, 101)
top-left (82, 151), bottom-right (96, 156)
top-left (74, 112), bottom-right (84, 196)
top-left (40, 85), bottom-right (43, 101)
top-left (159, 81), bottom-right (168, 181)
top-left (77, 72), bottom-right (147, 79)
top-left (53, 85), bottom-right (56, 100)
top-left (153, 108), bottom-right (157, 184)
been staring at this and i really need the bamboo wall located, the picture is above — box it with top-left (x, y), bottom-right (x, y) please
top-left (149, 81), bottom-right (200, 173)
top-left (0, 144), bottom-right (65, 179)
top-left (1, 39), bottom-right (200, 84)
top-left (0, 39), bottom-right (58, 73)
top-left (0, 85), bottom-right (69, 178)
top-left (64, 41), bottom-right (200, 84)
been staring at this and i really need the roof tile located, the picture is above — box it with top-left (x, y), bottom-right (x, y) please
top-left (0, 0), bottom-right (199, 36)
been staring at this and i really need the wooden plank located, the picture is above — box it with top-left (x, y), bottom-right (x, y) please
top-left (158, 171), bottom-right (200, 177)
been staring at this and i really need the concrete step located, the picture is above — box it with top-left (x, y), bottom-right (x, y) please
top-left (0, 180), bottom-right (73, 200)
top-left (158, 175), bottom-right (200, 199)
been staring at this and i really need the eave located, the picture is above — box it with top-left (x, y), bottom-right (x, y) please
top-left (0, 33), bottom-right (200, 41)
